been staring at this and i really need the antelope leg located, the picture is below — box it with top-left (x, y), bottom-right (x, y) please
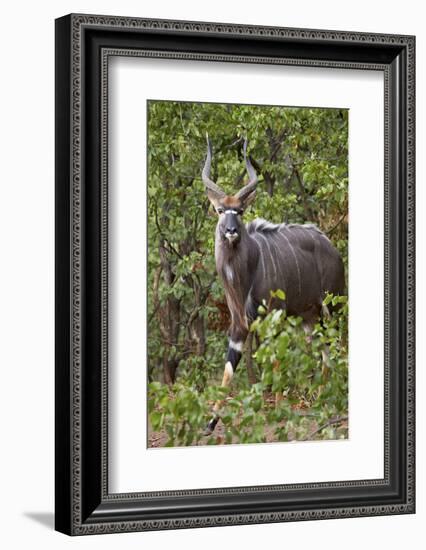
top-left (204, 339), bottom-right (244, 435)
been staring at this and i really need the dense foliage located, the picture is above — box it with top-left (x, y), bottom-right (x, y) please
top-left (147, 101), bottom-right (348, 446)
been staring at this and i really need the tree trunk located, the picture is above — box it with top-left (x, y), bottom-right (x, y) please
top-left (163, 352), bottom-right (178, 385)
top-left (158, 241), bottom-right (181, 385)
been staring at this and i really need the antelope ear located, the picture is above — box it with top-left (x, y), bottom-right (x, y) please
top-left (206, 190), bottom-right (222, 209)
top-left (241, 190), bottom-right (257, 209)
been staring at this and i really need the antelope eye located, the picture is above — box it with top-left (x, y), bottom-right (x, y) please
top-left (237, 209), bottom-right (244, 215)
top-left (217, 207), bottom-right (224, 214)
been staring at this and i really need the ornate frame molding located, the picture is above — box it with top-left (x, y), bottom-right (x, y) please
top-left (55, 14), bottom-right (415, 535)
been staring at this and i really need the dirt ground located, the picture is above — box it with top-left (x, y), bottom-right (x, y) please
top-left (148, 418), bottom-right (310, 448)
top-left (148, 396), bottom-right (348, 448)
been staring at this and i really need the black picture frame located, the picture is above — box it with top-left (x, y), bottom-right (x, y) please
top-left (55, 13), bottom-right (415, 535)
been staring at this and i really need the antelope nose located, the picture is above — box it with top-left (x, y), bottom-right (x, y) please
top-left (226, 226), bottom-right (237, 234)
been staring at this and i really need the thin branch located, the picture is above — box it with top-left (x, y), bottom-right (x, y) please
top-left (178, 104), bottom-right (188, 137)
top-left (153, 197), bottom-right (184, 260)
top-left (266, 127), bottom-right (287, 161)
top-left (294, 167), bottom-right (315, 221)
top-left (150, 266), bottom-right (168, 340)
top-left (326, 211), bottom-right (348, 236)
top-left (228, 136), bottom-right (243, 148)
top-left (303, 415), bottom-right (348, 441)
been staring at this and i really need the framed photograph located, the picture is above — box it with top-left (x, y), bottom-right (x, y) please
top-left (55, 14), bottom-right (415, 535)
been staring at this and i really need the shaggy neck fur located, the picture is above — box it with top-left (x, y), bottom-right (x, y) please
top-left (215, 224), bottom-right (258, 335)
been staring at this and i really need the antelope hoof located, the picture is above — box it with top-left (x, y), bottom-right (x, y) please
top-left (204, 417), bottom-right (219, 436)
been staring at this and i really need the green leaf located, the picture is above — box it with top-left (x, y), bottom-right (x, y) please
top-left (274, 289), bottom-right (286, 300)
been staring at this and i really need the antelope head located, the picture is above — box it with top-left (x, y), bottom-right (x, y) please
top-left (202, 136), bottom-right (258, 246)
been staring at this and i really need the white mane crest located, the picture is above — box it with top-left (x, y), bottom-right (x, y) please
top-left (247, 218), bottom-right (282, 234)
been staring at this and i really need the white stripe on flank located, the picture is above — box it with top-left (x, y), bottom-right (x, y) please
top-left (319, 232), bottom-right (332, 243)
top-left (270, 231), bottom-right (287, 289)
top-left (253, 237), bottom-right (266, 278)
top-left (280, 227), bottom-right (302, 295)
top-left (303, 227), bottom-right (317, 244)
top-left (303, 224), bottom-right (330, 243)
top-left (257, 232), bottom-right (278, 280)
top-left (229, 340), bottom-right (243, 352)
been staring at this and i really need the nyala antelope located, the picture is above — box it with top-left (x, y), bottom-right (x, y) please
top-left (203, 137), bottom-right (345, 434)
